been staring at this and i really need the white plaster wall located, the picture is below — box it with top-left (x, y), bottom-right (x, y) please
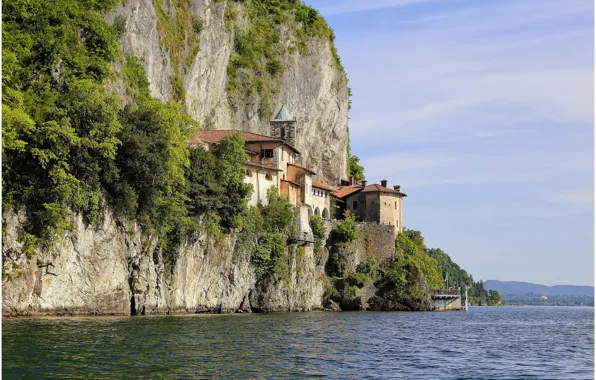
top-left (244, 168), bottom-right (278, 206)
top-left (311, 188), bottom-right (331, 219)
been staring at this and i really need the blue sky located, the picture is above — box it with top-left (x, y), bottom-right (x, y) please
top-left (305, 0), bottom-right (594, 286)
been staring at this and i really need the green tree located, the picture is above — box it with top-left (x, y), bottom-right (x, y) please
top-left (348, 155), bottom-right (365, 184)
top-left (108, 97), bottom-right (197, 236)
top-left (211, 133), bottom-right (253, 229)
top-left (309, 215), bottom-right (326, 252)
top-left (382, 229), bottom-right (444, 296)
top-left (331, 210), bottom-right (357, 244)
top-left (262, 187), bottom-right (295, 234)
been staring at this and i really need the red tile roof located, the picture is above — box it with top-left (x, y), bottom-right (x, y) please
top-left (332, 185), bottom-right (363, 199)
top-left (362, 184), bottom-right (407, 196)
top-left (190, 130), bottom-right (300, 153)
top-left (312, 181), bottom-right (334, 192)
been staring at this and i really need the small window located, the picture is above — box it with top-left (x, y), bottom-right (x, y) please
top-left (262, 149), bottom-right (274, 158)
top-left (281, 128), bottom-right (286, 138)
top-left (246, 169), bottom-right (252, 177)
top-left (353, 201), bottom-right (358, 210)
top-left (395, 202), bottom-right (397, 210)
top-left (265, 172), bottom-right (272, 180)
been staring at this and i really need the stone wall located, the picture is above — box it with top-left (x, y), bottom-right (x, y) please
top-left (430, 297), bottom-right (462, 311)
top-left (270, 120), bottom-right (297, 148)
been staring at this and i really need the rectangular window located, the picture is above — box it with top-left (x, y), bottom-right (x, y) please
top-left (261, 149), bottom-right (274, 158)
top-left (353, 201), bottom-right (358, 210)
top-left (281, 128), bottom-right (286, 138)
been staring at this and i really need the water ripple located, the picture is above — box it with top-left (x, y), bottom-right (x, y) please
top-left (2, 306), bottom-right (593, 379)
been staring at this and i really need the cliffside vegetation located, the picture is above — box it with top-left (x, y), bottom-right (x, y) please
top-left (224, 0), bottom-right (348, 118)
top-left (325, 226), bottom-right (447, 310)
top-left (2, 0), bottom-right (250, 270)
top-left (427, 248), bottom-right (502, 305)
top-left (346, 136), bottom-right (365, 184)
top-left (236, 187), bottom-right (296, 284)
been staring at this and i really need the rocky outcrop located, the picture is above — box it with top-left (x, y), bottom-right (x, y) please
top-left (2, 209), bottom-right (327, 317)
top-left (106, 0), bottom-right (349, 185)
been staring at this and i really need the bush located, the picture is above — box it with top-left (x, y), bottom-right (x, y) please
top-left (192, 16), bottom-right (203, 34)
top-left (356, 258), bottom-right (379, 278)
top-left (330, 210), bottom-right (357, 244)
top-left (380, 229), bottom-right (444, 295)
top-left (309, 215), bottom-right (326, 252)
top-left (346, 272), bottom-right (373, 288)
top-left (252, 232), bottom-right (287, 282)
top-left (262, 187), bottom-right (294, 233)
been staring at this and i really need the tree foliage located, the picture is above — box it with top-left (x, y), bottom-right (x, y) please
top-left (2, 0), bottom-right (124, 244)
top-left (427, 248), bottom-right (502, 305)
top-left (381, 229), bottom-right (443, 296)
top-left (237, 188), bottom-right (296, 283)
top-left (330, 210), bottom-right (357, 244)
top-left (1, 1), bottom-right (252, 266)
top-left (348, 155), bottom-right (365, 184)
top-left (309, 215), bottom-right (326, 252)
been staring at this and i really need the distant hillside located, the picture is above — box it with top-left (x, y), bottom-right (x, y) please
top-left (485, 280), bottom-right (594, 297)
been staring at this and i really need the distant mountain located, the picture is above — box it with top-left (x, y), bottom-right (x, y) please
top-left (484, 280), bottom-right (594, 297)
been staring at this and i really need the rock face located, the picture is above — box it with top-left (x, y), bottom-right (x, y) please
top-left (106, 0), bottom-right (350, 185)
top-left (2, 209), bottom-right (328, 316)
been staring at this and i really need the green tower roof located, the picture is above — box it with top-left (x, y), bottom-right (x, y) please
top-left (273, 105), bottom-right (293, 121)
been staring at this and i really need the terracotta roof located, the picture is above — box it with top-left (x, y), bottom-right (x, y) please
top-left (312, 181), bottom-right (334, 192)
top-left (191, 130), bottom-right (300, 153)
top-left (362, 184), bottom-right (407, 197)
top-left (332, 185), bottom-right (364, 199)
top-left (287, 162), bottom-right (316, 175)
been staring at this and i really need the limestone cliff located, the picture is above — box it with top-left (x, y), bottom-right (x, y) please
top-left (106, 0), bottom-right (349, 185)
top-left (2, 0), bottom-right (354, 316)
top-left (2, 208), bottom-right (328, 316)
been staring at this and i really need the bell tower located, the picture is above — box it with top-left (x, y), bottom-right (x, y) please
top-left (270, 105), bottom-right (297, 147)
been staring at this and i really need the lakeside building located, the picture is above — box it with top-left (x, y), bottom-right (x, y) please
top-left (332, 178), bottom-right (407, 234)
top-left (189, 106), bottom-right (333, 225)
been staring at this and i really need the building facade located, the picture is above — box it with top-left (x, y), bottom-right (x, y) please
top-left (189, 106), bottom-right (333, 227)
top-left (333, 179), bottom-right (407, 234)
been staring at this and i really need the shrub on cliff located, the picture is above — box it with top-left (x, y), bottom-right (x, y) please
top-left (380, 229), bottom-right (443, 297)
top-left (309, 215), bottom-right (326, 252)
top-left (262, 187), bottom-right (294, 234)
top-left (330, 210), bottom-right (357, 244)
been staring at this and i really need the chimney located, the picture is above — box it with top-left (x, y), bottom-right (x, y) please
top-left (394, 185), bottom-right (401, 192)
top-left (361, 179), bottom-right (368, 187)
top-left (381, 179), bottom-right (388, 188)
top-left (348, 175), bottom-right (354, 185)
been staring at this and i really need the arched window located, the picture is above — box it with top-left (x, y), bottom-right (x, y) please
top-left (314, 207), bottom-right (321, 217)
top-left (322, 208), bottom-right (329, 219)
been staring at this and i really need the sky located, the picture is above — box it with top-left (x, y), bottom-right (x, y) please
top-left (305, 0), bottom-right (594, 286)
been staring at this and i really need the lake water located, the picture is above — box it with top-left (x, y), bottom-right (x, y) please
top-left (2, 306), bottom-right (593, 379)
